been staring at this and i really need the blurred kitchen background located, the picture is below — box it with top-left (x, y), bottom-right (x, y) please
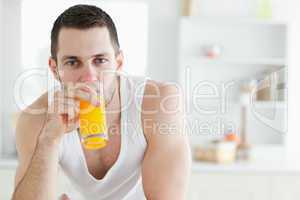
top-left (0, 0), bottom-right (300, 199)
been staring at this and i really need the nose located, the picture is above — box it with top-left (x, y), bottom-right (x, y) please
top-left (81, 64), bottom-right (98, 82)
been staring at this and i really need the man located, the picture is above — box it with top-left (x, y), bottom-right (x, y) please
top-left (12, 4), bottom-right (190, 200)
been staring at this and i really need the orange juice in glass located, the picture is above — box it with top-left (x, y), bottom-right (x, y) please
top-left (79, 96), bottom-right (108, 150)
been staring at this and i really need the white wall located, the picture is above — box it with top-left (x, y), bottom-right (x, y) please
top-left (110, 0), bottom-right (181, 82)
top-left (0, 0), bottom-right (181, 156)
top-left (0, 0), bottom-right (3, 156)
top-left (286, 0), bottom-right (300, 158)
top-left (145, 0), bottom-right (180, 82)
top-left (2, 0), bottom-right (21, 157)
top-left (19, 0), bottom-right (148, 108)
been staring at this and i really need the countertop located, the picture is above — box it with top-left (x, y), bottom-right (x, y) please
top-left (0, 158), bottom-right (18, 169)
top-left (1, 145), bottom-right (300, 174)
top-left (192, 144), bottom-right (300, 174)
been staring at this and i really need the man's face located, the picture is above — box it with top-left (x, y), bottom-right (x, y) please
top-left (49, 26), bottom-right (123, 87)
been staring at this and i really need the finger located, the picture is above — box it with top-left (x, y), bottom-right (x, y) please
top-left (57, 83), bottom-right (101, 107)
top-left (60, 193), bottom-right (71, 200)
top-left (64, 101), bottom-right (80, 130)
top-left (55, 99), bottom-right (78, 115)
top-left (50, 100), bottom-right (79, 123)
top-left (77, 90), bottom-right (101, 107)
top-left (63, 86), bottom-right (100, 107)
top-left (53, 91), bottom-right (78, 111)
top-left (66, 99), bottom-right (76, 121)
top-left (74, 82), bottom-right (103, 103)
top-left (86, 81), bottom-right (103, 94)
top-left (59, 82), bottom-right (95, 99)
top-left (76, 82), bottom-right (99, 94)
top-left (64, 115), bottom-right (80, 132)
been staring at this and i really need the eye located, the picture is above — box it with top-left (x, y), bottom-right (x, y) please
top-left (94, 58), bottom-right (108, 65)
top-left (65, 60), bottom-right (79, 68)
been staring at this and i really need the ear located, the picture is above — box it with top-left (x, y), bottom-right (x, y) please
top-left (115, 50), bottom-right (124, 71)
top-left (48, 57), bottom-right (59, 81)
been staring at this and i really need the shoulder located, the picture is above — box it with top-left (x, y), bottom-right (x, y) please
top-left (144, 79), bottom-right (182, 95)
top-left (17, 92), bottom-right (48, 129)
top-left (142, 79), bottom-right (183, 116)
top-left (15, 92), bottom-right (48, 158)
top-left (141, 79), bottom-right (184, 142)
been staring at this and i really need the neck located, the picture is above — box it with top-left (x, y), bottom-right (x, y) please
top-left (105, 75), bottom-right (121, 122)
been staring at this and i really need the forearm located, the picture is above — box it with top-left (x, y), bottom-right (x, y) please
top-left (12, 136), bottom-right (60, 200)
top-left (143, 154), bottom-right (190, 200)
top-left (143, 137), bottom-right (191, 200)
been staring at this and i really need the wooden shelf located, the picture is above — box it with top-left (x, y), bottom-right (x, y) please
top-left (0, 158), bottom-right (18, 169)
top-left (181, 16), bottom-right (288, 26)
top-left (250, 101), bottom-right (287, 109)
top-left (182, 57), bottom-right (286, 67)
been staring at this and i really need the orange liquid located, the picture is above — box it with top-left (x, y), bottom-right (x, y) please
top-left (79, 99), bottom-right (108, 149)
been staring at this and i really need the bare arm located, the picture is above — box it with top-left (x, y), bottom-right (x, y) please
top-left (12, 104), bottom-right (63, 200)
top-left (142, 83), bottom-right (191, 200)
top-left (13, 129), bottom-right (61, 200)
top-left (12, 83), bottom-right (100, 200)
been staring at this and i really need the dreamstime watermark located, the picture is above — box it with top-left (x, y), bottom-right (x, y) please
top-left (248, 69), bottom-right (288, 134)
top-left (13, 66), bottom-right (287, 135)
top-left (13, 67), bottom-right (236, 116)
top-left (71, 117), bottom-right (237, 138)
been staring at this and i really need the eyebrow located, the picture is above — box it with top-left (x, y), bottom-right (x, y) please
top-left (61, 53), bottom-right (110, 61)
top-left (61, 56), bottom-right (78, 61)
top-left (93, 53), bottom-right (109, 57)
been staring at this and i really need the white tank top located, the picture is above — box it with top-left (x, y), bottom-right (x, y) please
top-left (58, 74), bottom-right (149, 200)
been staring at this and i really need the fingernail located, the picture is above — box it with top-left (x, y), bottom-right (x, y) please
top-left (81, 86), bottom-right (90, 93)
top-left (96, 100), bottom-right (101, 106)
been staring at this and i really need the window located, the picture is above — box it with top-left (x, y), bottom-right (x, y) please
top-left (1, 0), bottom-right (148, 157)
top-left (20, 0), bottom-right (148, 107)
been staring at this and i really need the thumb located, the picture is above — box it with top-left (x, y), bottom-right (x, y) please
top-left (60, 193), bottom-right (71, 200)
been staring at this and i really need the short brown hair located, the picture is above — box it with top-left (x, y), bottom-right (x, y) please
top-left (50, 4), bottom-right (120, 60)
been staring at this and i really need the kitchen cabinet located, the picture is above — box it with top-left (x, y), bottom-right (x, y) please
top-left (188, 172), bottom-right (300, 200)
top-left (0, 169), bottom-right (15, 200)
top-left (1, 168), bottom-right (300, 200)
top-left (271, 176), bottom-right (300, 200)
top-left (187, 145), bottom-right (300, 200)
top-left (2, 145), bottom-right (300, 200)
top-left (188, 173), bottom-right (271, 200)
top-left (178, 17), bottom-right (288, 146)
